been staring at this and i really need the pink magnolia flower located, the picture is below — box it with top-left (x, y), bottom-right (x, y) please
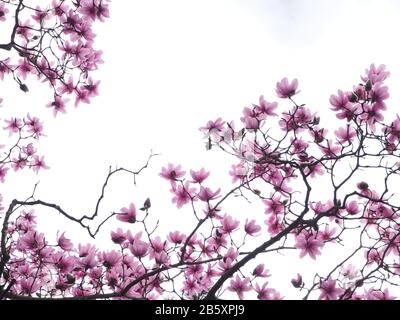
top-left (17, 59), bottom-right (35, 80)
top-left (244, 219), bottom-right (261, 236)
top-left (364, 288), bottom-right (395, 300)
top-left (17, 264), bottom-right (35, 278)
top-left (208, 231), bottom-right (228, 251)
top-left (57, 232), bottom-right (73, 251)
top-left (167, 231), bottom-right (186, 244)
top-left (229, 163), bottom-right (247, 183)
top-left (4, 117), bottom-right (22, 135)
top-left (95, 1), bottom-right (110, 22)
top-left (31, 155), bottom-right (50, 173)
top-left (360, 103), bottom-right (384, 131)
top-left (53, 254), bottom-right (77, 274)
top-left (78, 243), bottom-right (97, 257)
top-left (264, 196), bottom-right (285, 215)
top-left (228, 275), bottom-right (251, 300)
top-left (265, 215), bottom-right (283, 235)
top-left (0, 58), bottom-right (12, 80)
top-left (52, 0), bottom-right (68, 16)
top-left (117, 203), bottom-right (137, 223)
top-left (334, 125), bottom-right (357, 144)
top-left (58, 76), bottom-right (75, 95)
top-left (371, 84), bottom-right (389, 106)
top-left (18, 231), bottom-right (45, 251)
top-left (47, 96), bottom-right (69, 117)
top-left (310, 126), bottom-right (327, 144)
top-left (291, 273), bottom-right (303, 288)
top-left (22, 143), bottom-right (36, 157)
top-left (200, 118), bottom-right (224, 136)
top-left (84, 77), bottom-right (100, 97)
top-left (74, 87), bottom-right (91, 106)
top-left (310, 201), bottom-right (332, 215)
top-left (220, 214), bottom-right (240, 234)
top-left (12, 156), bottom-right (28, 172)
top-left (111, 228), bottom-right (126, 244)
top-left (242, 115), bottom-right (259, 130)
top-left (185, 264), bottom-right (204, 279)
top-left (346, 200), bottom-right (360, 215)
top-left (318, 225), bottom-right (337, 242)
top-left (364, 248), bottom-right (380, 265)
top-left (197, 186), bottom-right (221, 202)
top-left (72, 287), bottom-right (95, 297)
top-left (0, 165), bottom-right (9, 183)
top-left (224, 247), bottom-right (239, 262)
top-left (368, 202), bottom-right (393, 219)
top-left (306, 162), bottom-right (325, 178)
top-left (25, 114), bottom-right (44, 138)
top-left (183, 276), bottom-right (199, 297)
top-left (149, 236), bottom-right (168, 259)
top-left (129, 239), bottom-right (150, 258)
top-left (80, 252), bottom-right (98, 270)
top-left (21, 210), bottom-right (36, 225)
top-left (341, 264), bottom-right (359, 280)
top-left (160, 163), bottom-right (186, 185)
top-left (190, 168), bottom-right (210, 183)
top-left (319, 278), bottom-right (343, 300)
top-left (291, 137), bottom-right (309, 154)
top-left (252, 264), bottom-right (270, 278)
top-left (330, 90), bottom-right (352, 112)
top-left (79, 0), bottom-right (99, 20)
top-left (361, 63), bottom-right (390, 85)
top-left (170, 183), bottom-right (196, 209)
top-left (100, 250), bottom-right (121, 269)
top-left (31, 6), bottom-right (51, 24)
top-left (276, 78), bottom-right (299, 98)
top-left (20, 278), bottom-right (41, 295)
top-left (295, 232), bottom-right (324, 260)
top-left (0, 3), bottom-right (9, 21)
top-left (319, 140), bottom-right (341, 157)
top-left (254, 282), bottom-right (282, 300)
top-left (255, 95), bottom-right (278, 117)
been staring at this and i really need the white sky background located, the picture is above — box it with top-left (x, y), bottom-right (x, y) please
top-left (2, 0), bottom-right (400, 299)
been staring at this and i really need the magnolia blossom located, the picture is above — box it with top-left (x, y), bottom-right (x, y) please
top-left (295, 232), bottom-right (324, 260)
top-left (228, 275), bottom-right (251, 300)
top-left (244, 219), bottom-right (261, 236)
top-left (190, 168), bottom-right (210, 183)
top-left (319, 278), bottom-right (344, 300)
top-left (276, 78), bottom-right (299, 98)
top-left (117, 203), bottom-right (137, 223)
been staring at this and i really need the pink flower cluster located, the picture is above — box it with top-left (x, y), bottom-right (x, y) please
top-left (0, 0), bottom-right (110, 115)
top-left (0, 114), bottom-right (47, 183)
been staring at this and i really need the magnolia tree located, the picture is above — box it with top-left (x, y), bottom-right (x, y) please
top-left (1, 1), bottom-right (400, 301)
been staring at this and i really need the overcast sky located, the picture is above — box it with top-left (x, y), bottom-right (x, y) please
top-left (2, 0), bottom-right (400, 298)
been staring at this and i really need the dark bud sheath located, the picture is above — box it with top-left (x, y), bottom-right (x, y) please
top-left (349, 92), bottom-right (358, 103)
top-left (140, 197), bottom-right (151, 211)
top-left (365, 80), bottom-right (372, 91)
top-left (19, 84), bottom-right (29, 92)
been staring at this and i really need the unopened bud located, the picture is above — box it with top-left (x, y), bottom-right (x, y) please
top-left (19, 84), bottom-right (29, 92)
top-left (365, 80), bottom-right (372, 91)
top-left (357, 181), bottom-right (369, 190)
top-left (349, 92), bottom-right (358, 103)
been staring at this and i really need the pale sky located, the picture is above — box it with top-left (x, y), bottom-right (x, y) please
top-left (2, 0), bottom-right (400, 299)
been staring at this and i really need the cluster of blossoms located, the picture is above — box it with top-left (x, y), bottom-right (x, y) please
top-left (193, 63), bottom-right (400, 299)
top-left (0, 114), bottom-right (47, 187)
top-left (0, 201), bottom-right (280, 299)
top-left (0, 0), bottom-right (110, 116)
